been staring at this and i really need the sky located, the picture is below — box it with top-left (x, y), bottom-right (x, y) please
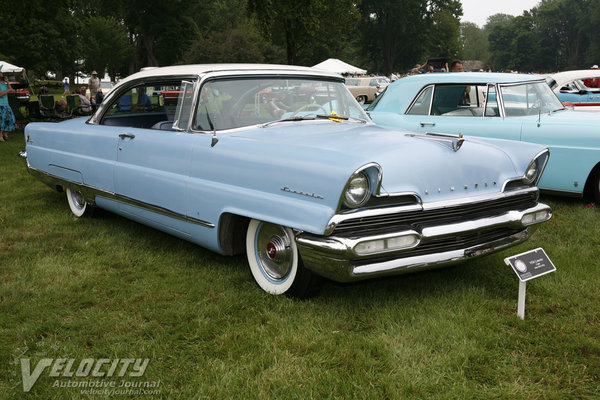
top-left (460, 0), bottom-right (541, 27)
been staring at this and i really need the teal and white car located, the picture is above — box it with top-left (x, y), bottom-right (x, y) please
top-left (368, 72), bottom-right (600, 202)
top-left (22, 65), bottom-right (551, 297)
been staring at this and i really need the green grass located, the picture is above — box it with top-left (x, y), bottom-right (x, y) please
top-left (1, 130), bottom-right (599, 399)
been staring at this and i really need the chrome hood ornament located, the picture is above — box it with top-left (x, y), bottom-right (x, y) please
top-left (408, 132), bottom-right (465, 152)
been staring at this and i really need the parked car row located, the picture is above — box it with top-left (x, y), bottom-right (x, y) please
top-left (367, 72), bottom-right (600, 203)
top-left (22, 64), bottom-right (600, 297)
top-left (345, 76), bottom-right (389, 104)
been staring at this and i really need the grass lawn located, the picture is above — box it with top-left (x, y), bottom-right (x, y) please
top-left (1, 129), bottom-right (599, 399)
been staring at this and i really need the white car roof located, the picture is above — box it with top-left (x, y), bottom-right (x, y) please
top-left (548, 69), bottom-right (600, 89)
top-left (117, 63), bottom-right (342, 86)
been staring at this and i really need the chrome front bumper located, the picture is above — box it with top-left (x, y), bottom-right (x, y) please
top-left (296, 202), bottom-right (551, 282)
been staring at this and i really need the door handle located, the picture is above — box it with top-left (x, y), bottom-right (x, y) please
top-left (119, 133), bottom-right (135, 139)
top-left (420, 122), bottom-right (436, 127)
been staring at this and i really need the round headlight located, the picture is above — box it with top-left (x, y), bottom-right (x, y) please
top-left (343, 172), bottom-right (370, 208)
top-left (523, 161), bottom-right (538, 184)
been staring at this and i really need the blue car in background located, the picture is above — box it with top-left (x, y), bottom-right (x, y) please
top-left (368, 72), bottom-right (600, 202)
top-left (22, 65), bottom-right (551, 297)
top-left (545, 69), bottom-right (600, 108)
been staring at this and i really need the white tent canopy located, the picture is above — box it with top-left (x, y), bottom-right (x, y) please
top-left (312, 58), bottom-right (367, 75)
top-left (0, 61), bottom-right (24, 73)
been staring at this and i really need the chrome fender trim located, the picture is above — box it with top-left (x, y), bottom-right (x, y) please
top-left (26, 166), bottom-right (215, 228)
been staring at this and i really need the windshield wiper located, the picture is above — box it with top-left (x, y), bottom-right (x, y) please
top-left (315, 114), bottom-right (368, 124)
top-left (260, 115), bottom-right (316, 128)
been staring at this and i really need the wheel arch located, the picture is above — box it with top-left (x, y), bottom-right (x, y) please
top-left (583, 161), bottom-right (600, 199)
top-left (218, 213), bottom-right (250, 256)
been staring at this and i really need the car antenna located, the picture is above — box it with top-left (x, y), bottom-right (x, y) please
top-left (537, 107), bottom-right (541, 127)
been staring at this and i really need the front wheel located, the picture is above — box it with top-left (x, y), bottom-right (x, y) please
top-left (246, 219), bottom-right (321, 298)
top-left (590, 168), bottom-right (600, 203)
top-left (66, 187), bottom-right (94, 217)
top-left (356, 95), bottom-right (367, 105)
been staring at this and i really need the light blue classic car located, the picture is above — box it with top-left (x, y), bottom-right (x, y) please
top-left (22, 65), bottom-right (552, 297)
top-left (368, 72), bottom-right (600, 202)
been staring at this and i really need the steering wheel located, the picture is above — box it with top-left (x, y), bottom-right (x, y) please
top-left (289, 103), bottom-right (327, 118)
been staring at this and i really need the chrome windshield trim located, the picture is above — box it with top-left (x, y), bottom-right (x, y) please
top-left (26, 166), bottom-right (215, 228)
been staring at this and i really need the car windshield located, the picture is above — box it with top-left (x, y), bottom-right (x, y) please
top-left (192, 77), bottom-right (369, 131)
top-left (500, 81), bottom-right (564, 116)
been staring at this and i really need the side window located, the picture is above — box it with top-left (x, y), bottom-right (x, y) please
top-left (173, 81), bottom-right (195, 130)
top-left (407, 86), bottom-right (433, 115)
top-left (101, 80), bottom-right (187, 129)
top-left (484, 84), bottom-right (499, 117)
top-left (431, 85), bottom-right (471, 115)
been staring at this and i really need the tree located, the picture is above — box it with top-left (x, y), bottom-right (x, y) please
top-left (247, 0), bottom-right (358, 65)
top-left (460, 22), bottom-right (489, 63)
top-left (0, 0), bottom-right (80, 80)
top-left (425, 8), bottom-right (463, 61)
top-left (485, 14), bottom-right (516, 71)
top-left (532, 0), bottom-right (589, 70)
top-left (357, 0), bottom-right (462, 75)
top-left (81, 16), bottom-right (134, 80)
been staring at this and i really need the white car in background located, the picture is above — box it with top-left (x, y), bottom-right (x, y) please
top-left (545, 70), bottom-right (600, 110)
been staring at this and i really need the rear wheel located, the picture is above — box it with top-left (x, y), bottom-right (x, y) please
top-left (66, 187), bottom-right (94, 217)
top-left (356, 95), bottom-right (367, 105)
top-left (246, 219), bottom-right (321, 298)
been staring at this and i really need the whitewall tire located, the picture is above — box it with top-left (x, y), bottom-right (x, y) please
top-left (246, 219), bottom-right (321, 297)
top-left (66, 187), bottom-right (92, 217)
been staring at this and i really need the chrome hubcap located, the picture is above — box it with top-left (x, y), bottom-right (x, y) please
top-left (72, 190), bottom-right (85, 208)
top-left (256, 223), bottom-right (293, 280)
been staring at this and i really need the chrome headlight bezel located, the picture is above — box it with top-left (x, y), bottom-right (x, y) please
top-left (343, 171), bottom-right (371, 209)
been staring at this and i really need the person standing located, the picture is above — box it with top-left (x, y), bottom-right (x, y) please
top-left (63, 78), bottom-right (70, 95)
top-left (88, 71), bottom-right (100, 99)
top-left (0, 70), bottom-right (16, 142)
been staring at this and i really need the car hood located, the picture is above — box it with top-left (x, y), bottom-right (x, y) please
top-left (228, 121), bottom-right (536, 203)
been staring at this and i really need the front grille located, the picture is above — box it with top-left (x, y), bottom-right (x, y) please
top-left (332, 191), bottom-right (537, 237)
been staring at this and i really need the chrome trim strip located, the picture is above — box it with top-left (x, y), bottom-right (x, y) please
top-left (324, 187), bottom-right (539, 236)
top-left (26, 166), bottom-right (215, 228)
top-left (534, 149), bottom-right (550, 186)
top-left (297, 197), bottom-right (550, 282)
top-left (351, 230), bottom-right (531, 278)
top-left (421, 187), bottom-right (538, 211)
top-left (301, 202), bottom-right (550, 260)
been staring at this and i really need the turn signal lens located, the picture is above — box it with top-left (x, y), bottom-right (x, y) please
top-left (354, 234), bottom-right (420, 256)
top-left (521, 209), bottom-right (551, 225)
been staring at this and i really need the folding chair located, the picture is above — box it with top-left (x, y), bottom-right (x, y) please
top-left (39, 95), bottom-right (58, 118)
top-left (67, 95), bottom-right (92, 116)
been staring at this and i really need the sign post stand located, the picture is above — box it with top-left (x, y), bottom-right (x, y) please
top-left (504, 248), bottom-right (556, 320)
top-left (517, 281), bottom-right (526, 320)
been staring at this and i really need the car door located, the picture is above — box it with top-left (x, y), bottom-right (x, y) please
top-left (402, 83), bottom-right (524, 141)
top-left (104, 79), bottom-right (196, 236)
